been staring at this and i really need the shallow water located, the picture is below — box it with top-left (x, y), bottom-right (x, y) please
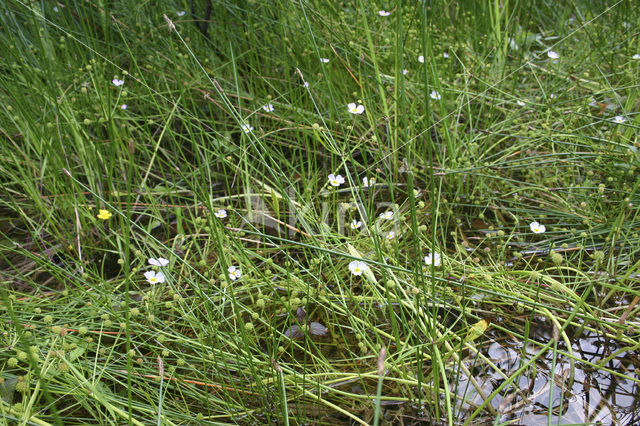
top-left (454, 329), bottom-right (640, 425)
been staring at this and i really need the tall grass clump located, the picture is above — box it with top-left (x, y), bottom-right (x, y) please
top-left (1, 0), bottom-right (639, 424)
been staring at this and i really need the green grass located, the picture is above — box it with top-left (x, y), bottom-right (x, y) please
top-left (1, 0), bottom-right (639, 424)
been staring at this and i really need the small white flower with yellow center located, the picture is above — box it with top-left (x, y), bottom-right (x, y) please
top-left (516, 100), bottom-right (525, 106)
top-left (350, 220), bottom-right (362, 230)
top-left (112, 78), bottom-right (124, 86)
top-left (430, 90), bottom-right (441, 100)
top-left (443, 52), bottom-right (449, 58)
top-left (349, 260), bottom-right (368, 276)
top-left (424, 252), bottom-right (441, 267)
top-left (402, 69), bottom-right (408, 75)
top-left (228, 266), bottom-right (242, 281)
top-left (320, 58), bottom-right (330, 63)
top-left (144, 270), bottom-right (165, 284)
top-left (176, 11), bottom-right (186, 16)
top-left (613, 115), bottom-right (626, 124)
top-left (633, 54), bottom-right (640, 60)
top-left (529, 221), bottom-right (546, 234)
top-left (547, 50), bottom-right (559, 59)
top-left (148, 257), bottom-right (169, 267)
top-left (379, 211), bottom-right (394, 220)
top-left (347, 102), bottom-right (365, 114)
top-left (378, 10), bottom-right (391, 16)
top-left (418, 55), bottom-right (425, 63)
top-left (214, 209), bottom-right (227, 219)
top-left (241, 124), bottom-right (253, 134)
top-left (328, 173), bottom-right (345, 187)
top-left (262, 103), bottom-right (274, 112)
top-left (362, 177), bottom-right (375, 188)
top-left (386, 231), bottom-right (396, 240)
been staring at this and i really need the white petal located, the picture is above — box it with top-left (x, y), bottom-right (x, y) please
top-left (424, 252), bottom-right (441, 266)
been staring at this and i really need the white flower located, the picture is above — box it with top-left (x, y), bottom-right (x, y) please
top-left (350, 220), bottom-right (362, 230)
top-left (176, 11), bottom-right (186, 17)
top-left (347, 102), bottom-right (365, 114)
top-left (386, 231), bottom-right (395, 240)
top-left (241, 124), bottom-right (253, 133)
top-left (53, 6), bottom-right (59, 12)
top-left (148, 257), bottom-right (169, 267)
top-left (144, 270), bottom-right (165, 284)
top-left (214, 209), bottom-right (227, 218)
top-left (430, 90), bottom-right (441, 100)
top-left (379, 211), bottom-right (394, 220)
top-left (424, 252), bottom-right (441, 267)
top-left (328, 173), bottom-right (345, 187)
top-left (418, 55), bottom-right (425, 63)
top-left (529, 221), bottom-right (546, 234)
top-left (547, 50), bottom-right (559, 59)
top-left (443, 52), bottom-right (449, 58)
top-left (262, 103), bottom-right (274, 112)
top-left (320, 58), bottom-right (330, 63)
top-left (378, 10), bottom-right (391, 16)
top-left (112, 79), bottom-right (124, 86)
top-left (303, 81), bottom-right (309, 88)
top-left (348, 260), bottom-right (368, 276)
top-left (633, 54), bottom-right (640, 60)
top-left (549, 94), bottom-right (556, 99)
top-left (516, 100), bottom-right (525, 106)
top-left (613, 115), bottom-right (626, 124)
top-left (402, 69), bottom-right (408, 75)
top-left (362, 177), bottom-right (375, 188)
top-left (120, 104), bottom-right (127, 110)
top-left (228, 266), bottom-right (242, 280)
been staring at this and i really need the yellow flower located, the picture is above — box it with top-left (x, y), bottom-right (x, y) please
top-left (96, 209), bottom-right (112, 220)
